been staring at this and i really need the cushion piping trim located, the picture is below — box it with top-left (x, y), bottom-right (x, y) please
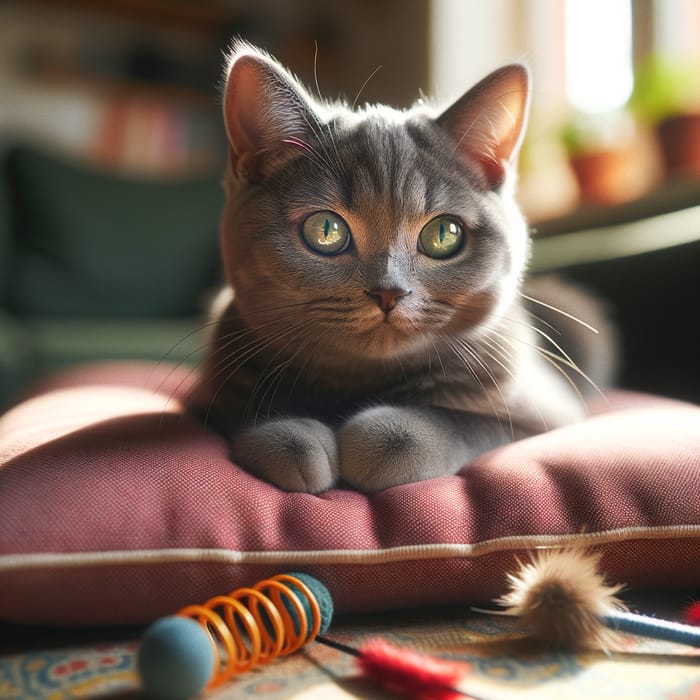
top-left (1, 524), bottom-right (698, 571)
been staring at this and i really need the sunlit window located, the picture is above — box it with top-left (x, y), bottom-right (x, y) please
top-left (565, 0), bottom-right (633, 114)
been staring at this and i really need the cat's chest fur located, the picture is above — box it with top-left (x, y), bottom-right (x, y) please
top-left (194, 293), bottom-right (581, 435)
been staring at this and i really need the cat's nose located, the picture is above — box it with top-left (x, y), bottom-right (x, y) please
top-left (366, 287), bottom-right (411, 313)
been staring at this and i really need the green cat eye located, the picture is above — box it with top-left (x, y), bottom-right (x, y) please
top-left (419, 216), bottom-right (464, 259)
top-left (301, 211), bottom-right (351, 255)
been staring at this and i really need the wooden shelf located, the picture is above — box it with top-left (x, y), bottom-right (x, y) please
top-left (531, 178), bottom-right (700, 272)
top-left (533, 177), bottom-right (700, 237)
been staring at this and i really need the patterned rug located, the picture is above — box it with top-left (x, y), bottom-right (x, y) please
top-left (2, 600), bottom-right (699, 699)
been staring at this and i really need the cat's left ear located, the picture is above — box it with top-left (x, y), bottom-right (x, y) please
top-left (436, 64), bottom-right (530, 189)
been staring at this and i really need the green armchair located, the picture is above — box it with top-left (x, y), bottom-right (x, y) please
top-left (0, 146), bottom-right (224, 409)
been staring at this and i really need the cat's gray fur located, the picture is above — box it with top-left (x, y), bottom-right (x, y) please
top-left (186, 42), bottom-right (616, 493)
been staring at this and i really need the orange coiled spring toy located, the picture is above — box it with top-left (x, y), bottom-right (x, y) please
top-left (138, 572), bottom-right (334, 699)
top-left (178, 573), bottom-right (323, 687)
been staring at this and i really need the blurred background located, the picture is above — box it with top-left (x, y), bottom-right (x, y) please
top-left (2, 0), bottom-right (700, 213)
top-left (0, 0), bottom-right (699, 408)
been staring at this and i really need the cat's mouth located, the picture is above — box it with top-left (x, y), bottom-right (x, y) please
top-left (356, 308), bottom-right (429, 357)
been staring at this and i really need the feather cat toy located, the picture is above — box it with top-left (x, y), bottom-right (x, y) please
top-left (495, 548), bottom-right (700, 650)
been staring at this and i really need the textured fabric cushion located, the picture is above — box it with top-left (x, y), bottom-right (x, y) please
top-left (0, 362), bottom-right (698, 626)
top-left (6, 148), bottom-right (222, 318)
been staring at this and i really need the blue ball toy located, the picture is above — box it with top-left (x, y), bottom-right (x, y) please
top-left (137, 574), bottom-right (333, 699)
top-left (138, 616), bottom-right (214, 700)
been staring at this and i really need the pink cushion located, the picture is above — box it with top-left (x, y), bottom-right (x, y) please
top-left (0, 362), bottom-right (699, 626)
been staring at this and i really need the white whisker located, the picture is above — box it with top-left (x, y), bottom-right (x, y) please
top-left (248, 323), bottom-right (318, 425)
top-left (352, 64), bottom-right (383, 109)
top-left (444, 338), bottom-right (505, 434)
top-left (456, 337), bottom-right (514, 439)
top-left (481, 330), bottom-right (551, 433)
top-left (521, 293), bottom-right (599, 334)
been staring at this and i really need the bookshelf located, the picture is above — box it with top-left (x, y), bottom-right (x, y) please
top-left (0, 0), bottom-right (429, 176)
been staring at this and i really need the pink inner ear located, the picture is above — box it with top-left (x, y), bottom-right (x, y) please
top-left (221, 48), bottom-right (319, 179)
top-left (223, 55), bottom-right (269, 159)
top-left (438, 65), bottom-right (530, 188)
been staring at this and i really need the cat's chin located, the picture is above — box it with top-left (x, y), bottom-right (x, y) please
top-left (353, 323), bottom-right (432, 361)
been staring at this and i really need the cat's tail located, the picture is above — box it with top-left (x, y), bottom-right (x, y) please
top-left (521, 274), bottom-right (620, 397)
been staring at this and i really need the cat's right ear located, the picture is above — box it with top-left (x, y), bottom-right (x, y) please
top-left (223, 41), bottom-right (318, 179)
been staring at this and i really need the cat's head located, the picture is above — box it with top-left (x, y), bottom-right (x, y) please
top-left (219, 41), bottom-right (530, 366)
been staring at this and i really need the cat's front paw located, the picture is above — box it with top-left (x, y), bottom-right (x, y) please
top-left (338, 406), bottom-right (459, 493)
top-left (231, 418), bottom-right (339, 493)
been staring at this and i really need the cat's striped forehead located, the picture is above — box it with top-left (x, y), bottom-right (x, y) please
top-left (337, 117), bottom-right (432, 215)
top-left (290, 111), bottom-right (479, 250)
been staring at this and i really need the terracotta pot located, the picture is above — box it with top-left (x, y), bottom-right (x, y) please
top-left (656, 113), bottom-right (700, 177)
top-left (568, 149), bottom-right (638, 206)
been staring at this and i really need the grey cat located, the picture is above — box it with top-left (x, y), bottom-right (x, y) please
top-left (186, 41), bottom-right (615, 494)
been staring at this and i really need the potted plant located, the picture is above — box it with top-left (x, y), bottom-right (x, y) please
top-left (628, 56), bottom-right (700, 178)
top-left (559, 110), bottom-right (644, 206)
